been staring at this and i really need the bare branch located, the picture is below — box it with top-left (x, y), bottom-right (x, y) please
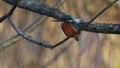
top-left (7, 16), bottom-right (53, 48)
top-left (0, 0), bottom-right (18, 22)
top-left (87, 0), bottom-right (119, 24)
top-left (52, 37), bottom-right (70, 49)
top-left (3, 0), bottom-right (66, 20)
top-left (42, 42), bottom-right (73, 68)
top-left (79, 22), bottom-right (120, 34)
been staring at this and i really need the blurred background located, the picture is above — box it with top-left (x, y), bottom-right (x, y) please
top-left (0, 0), bottom-right (120, 68)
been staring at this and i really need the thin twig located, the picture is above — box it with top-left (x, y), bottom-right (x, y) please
top-left (52, 31), bottom-right (79, 49)
top-left (51, 37), bottom-right (70, 49)
top-left (8, 16), bottom-right (53, 48)
top-left (42, 41), bottom-right (73, 68)
top-left (0, 0), bottom-right (19, 51)
top-left (0, 0), bottom-right (18, 22)
top-left (87, 0), bottom-right (119, 24)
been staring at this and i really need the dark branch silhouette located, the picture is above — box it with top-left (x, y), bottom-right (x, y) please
top-left (8, 16), bottom-right (53, 48)
top-left (42, 42), bottom-right (73, 68)
top-left (0, 0), bottom-right (18, 22)
top-left (87, 0), bottom-right (119, 24)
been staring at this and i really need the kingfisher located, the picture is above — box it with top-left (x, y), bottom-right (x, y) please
top-left (55, 15), bottom-right (81, 41)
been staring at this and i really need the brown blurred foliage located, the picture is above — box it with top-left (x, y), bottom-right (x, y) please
top-left (0, 0), bottom-right (120, 68)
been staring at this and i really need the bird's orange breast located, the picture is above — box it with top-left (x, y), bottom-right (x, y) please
top-left (61, 22), bottom-right (79, 41)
